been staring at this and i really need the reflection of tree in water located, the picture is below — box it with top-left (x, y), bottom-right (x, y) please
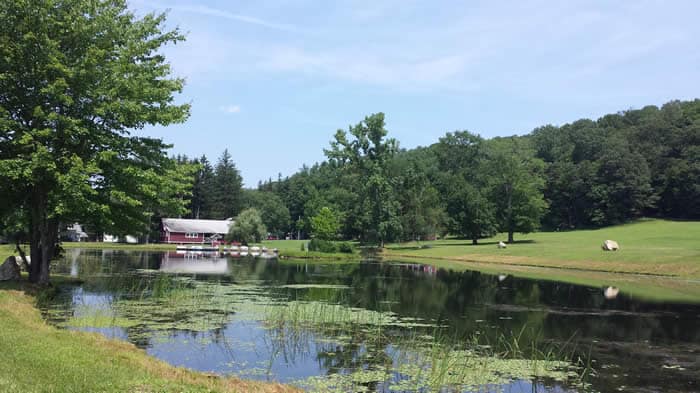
top-left (316, 329), bottom-right (393, 373)
top-left (265, 318), bottom-right (398, 392)
top-left (47, 250), bottom-right (700, 393)
top-left (123, 325), bottom-right (152, 349)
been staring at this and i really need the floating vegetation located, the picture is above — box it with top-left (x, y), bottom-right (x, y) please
top-left (43, 271), bottom-right (592, 392)
top-left (294, 351), bottom-right (579, 392)
top-left (262, 296), bottom-right (590, 391)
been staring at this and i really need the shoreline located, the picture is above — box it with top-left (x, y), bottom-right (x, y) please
top-left (381, 251), bottom-right (696, 278)
top-left (0, 280), bottom-right (298, 393)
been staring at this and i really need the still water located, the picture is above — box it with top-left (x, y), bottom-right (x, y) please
top-left (44, 249), bottom-right (699, 392)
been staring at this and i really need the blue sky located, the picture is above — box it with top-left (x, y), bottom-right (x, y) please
top-left (130, 0), bottom-right (700, 187)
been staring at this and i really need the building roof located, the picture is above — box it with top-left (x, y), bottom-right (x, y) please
top-left (162, 218), bottom-right (233, 234)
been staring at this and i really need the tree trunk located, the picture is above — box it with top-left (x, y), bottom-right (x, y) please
top-left (15, 239), bottom-right (30, 271)
top-left (28, 192), bottom-right (58, 285)
top-left (472, 237), bottom-right (477, 245)
top-left (506, 184), bottom-right (514, 244)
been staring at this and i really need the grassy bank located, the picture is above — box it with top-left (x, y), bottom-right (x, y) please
top-left (383, 219), bottom-right (700, 278)
top-left (262, 240), bottom-right (360, 260)
top-left (386, 257), bottom-right (700, 303)
top-left (0, 282), bottom-right (297, 393)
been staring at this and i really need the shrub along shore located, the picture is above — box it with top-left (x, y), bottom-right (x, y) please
top-left (0, 279), bottom-right (298, 393)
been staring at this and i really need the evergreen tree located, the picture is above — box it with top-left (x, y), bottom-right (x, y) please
top-left (210, 150), bottom-right (243, 219)
top-left (190, 155), bottom-right (215, 219)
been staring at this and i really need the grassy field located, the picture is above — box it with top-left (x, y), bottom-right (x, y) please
top-left (261, 239), bottom-right (360, 260)
top-left (0, 281), bottom-right (297, 393)
top-left (0, 244), bottom-right (15, 263)
top-left (383, 219), bottom-right (700, 278)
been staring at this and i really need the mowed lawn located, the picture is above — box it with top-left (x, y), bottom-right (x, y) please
top-left (383, 219), bottom-right (700, 278)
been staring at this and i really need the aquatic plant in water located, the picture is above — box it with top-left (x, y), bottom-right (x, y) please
top-left (45, 273), bottom-right (590, 392)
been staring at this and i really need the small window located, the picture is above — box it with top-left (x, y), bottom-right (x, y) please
top-left (185, 232), bottom-right (199, 238)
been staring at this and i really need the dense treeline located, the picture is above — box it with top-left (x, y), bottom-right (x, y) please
top-left (174, 150), bottom-right (290, 237)
top-left (183, 99), bottom-right (699, 244)
top-left (533, 100), bottom-right (699, 227)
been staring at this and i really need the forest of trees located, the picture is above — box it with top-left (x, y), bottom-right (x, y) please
top-left (181, 99), bottom-right (700, 244)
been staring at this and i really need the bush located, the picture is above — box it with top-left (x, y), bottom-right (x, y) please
top-left (307, 238), bottom-right (337, 253)
top-left (337, 242), bottom-right (354, 254)
top-left (307, 239), bottom-right (354, 254)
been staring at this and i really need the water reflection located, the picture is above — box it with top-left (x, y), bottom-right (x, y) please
top-left (160, 252), bottom-right (230, 275)
top-left (603, 286), bottom-right (619, 299)
top-left (45, 249), bottom-right (700, 393)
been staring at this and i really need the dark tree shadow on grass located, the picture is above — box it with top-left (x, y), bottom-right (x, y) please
top-left (389, 239), bottom-right (537, 250)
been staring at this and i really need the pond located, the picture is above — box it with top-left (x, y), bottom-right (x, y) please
top-left (43, 249), bottom-right (700, 392)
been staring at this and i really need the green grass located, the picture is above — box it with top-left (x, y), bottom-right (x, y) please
top-left (0, 284), bottom-right (297, 393)
top-left (383, 219), bottom-right (700, 278)
top-left (261, 240), bottom-right (361, 260)
top-left (0, 244), bottom-right (15, 262)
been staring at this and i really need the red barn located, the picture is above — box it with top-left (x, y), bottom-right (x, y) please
top-left (160, 218), bottom-right (233, 244)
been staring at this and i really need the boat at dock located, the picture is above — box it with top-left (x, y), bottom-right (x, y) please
top-left (173, 244), bottom-right (279, 259)
top-left (176, 245), bottom-right (220, 253)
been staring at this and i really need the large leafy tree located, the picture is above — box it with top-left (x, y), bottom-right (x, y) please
top-left (310, 206), bottom-right (341, 241)
top-left (242, 189), bottom-right (290, 237)
top-left (433, 131), bottom-right (496, 243)
top-left (325, 113), bottom-right (401, 246)
top-left (226, 208), bottom-right (266, 245)
top-left (589, 136), bottom-right (656, 225)
top-left (391, 151), bottom-right (446, 242)
top-left (0, 0), bottom-right (190, 284)
top-left (487, 137), bottom-right (547, 243)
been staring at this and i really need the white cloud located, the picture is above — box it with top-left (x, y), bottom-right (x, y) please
top-left (146, 0), bottom-right (700, 97)
top-left (258, 46), bottom-right (478, 91)
top-left (220, 105), bottom-right (241, 114)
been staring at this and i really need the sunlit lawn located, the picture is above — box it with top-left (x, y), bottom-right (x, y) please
top-left (384, 219), bottom-right (700, 277)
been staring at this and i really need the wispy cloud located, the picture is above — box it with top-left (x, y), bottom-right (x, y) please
top-left (220, 105), bottom-right (241, 114)
top-left (149, 0), bottom-right (700, 98)
top-left (259, 47), bottom-right (478, 91)
top-left (170, 5), bottom-right (299, 32)
top-left (131, 1), bottom-right (299, 32)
